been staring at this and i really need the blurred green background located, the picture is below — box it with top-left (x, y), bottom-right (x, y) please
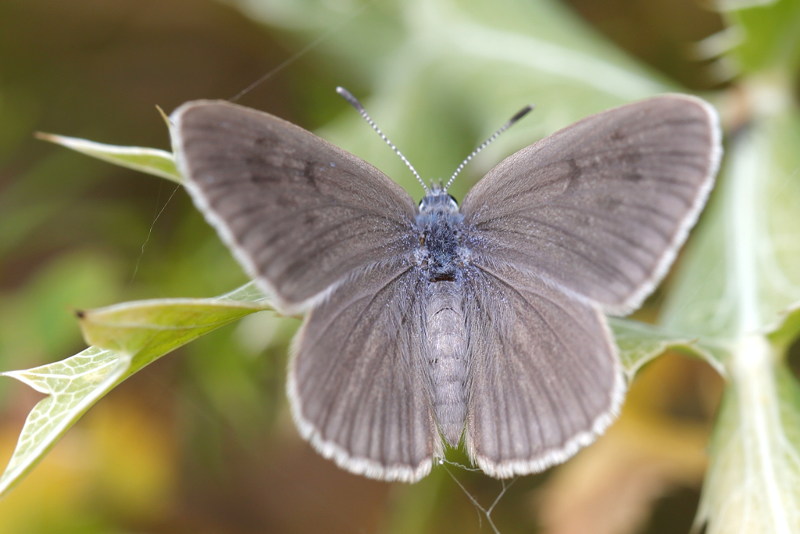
top-left (0, 0), bottom-right (775, 532)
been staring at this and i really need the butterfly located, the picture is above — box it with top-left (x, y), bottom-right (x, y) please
top-left (170, 90), bottom-right (721, 482)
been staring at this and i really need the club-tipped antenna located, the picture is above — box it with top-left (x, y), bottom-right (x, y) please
top-left (443, 104), bottom-right (534, 192)
top-left (337, 86), bottom-right (429, 193)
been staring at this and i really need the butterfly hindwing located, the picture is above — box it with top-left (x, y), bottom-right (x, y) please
top-left (288, 261), bottom-right (438, 482)
top-left (462, 266), bottom-right (624, 477)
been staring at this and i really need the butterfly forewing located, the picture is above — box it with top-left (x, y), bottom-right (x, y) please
top-left (462, 95), bottom-right (720, 315)
top-left (171, 100), bottom-right (418, 312)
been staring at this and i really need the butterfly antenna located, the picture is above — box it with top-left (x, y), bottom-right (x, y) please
top-left (337, 86), bottom-right (429, 193)
top-left (443, 104), bottom-right (534, 192)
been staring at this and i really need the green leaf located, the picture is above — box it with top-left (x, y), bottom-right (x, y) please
top-left (78, 287), bottom-right (271, 360)
top-left (36, 133), bottom-right (181, 183)
top-left (768, 304), bottom-right (800, 355)
top-left (0, 282), bottom-right (272, 496)
top-left (694, 335), bottom-right (800, 534)
top-left (723, 0), bottom-right (800, 77)
top-left (659, 90), bottom-right (800, 533)
top-left (0, 346), bottom-right (133, 497)
top-left (609, 318), bottom-right (727, 377)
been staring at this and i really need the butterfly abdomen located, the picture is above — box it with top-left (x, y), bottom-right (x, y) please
top-left (424, 283), bottom-right (469, 447)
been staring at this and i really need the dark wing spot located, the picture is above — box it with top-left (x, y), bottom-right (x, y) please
top-left (610, 128), bottom-right (626, 141)
top-left (619, 151), bottom-right (642, 165)
top-left (566, 158), bottom-right (581, 181)
top-left (617, 150), bottom-right (642, 181)
top-left (302, 160), bottom-right (323, 192)
top-left (560, 157), bottom-right (583, 193)
top-left (598, 196), bottom-right (623, 212)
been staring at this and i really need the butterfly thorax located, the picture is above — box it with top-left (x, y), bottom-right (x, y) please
top-left (415, 189), bottom-right (467, 283)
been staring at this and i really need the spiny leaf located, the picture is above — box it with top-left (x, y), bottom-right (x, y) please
top-left (660, 99), bottom-right (800, 533)
top-left (36, 133), bottom-right (180, 183)
top-left (0, 282), bottom-right (272, 496)
top-left (694, 335), bottom-right (800, 534)
top-left (609, 318), bottom-right (727, 377)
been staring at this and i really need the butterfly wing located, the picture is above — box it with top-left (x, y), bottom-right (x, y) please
top-left (171, 100), bottom-right (418, 312)
top-left (463, 267), bottom-right (623, 477)
top-left (461, 95), bottom-right (721, 315)
top-left (173, 101), bottom-right (434, 480)
top-left (459, 95), bottom-right (719, 476)
top-left (289, 261), bottom-right (438, 482)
